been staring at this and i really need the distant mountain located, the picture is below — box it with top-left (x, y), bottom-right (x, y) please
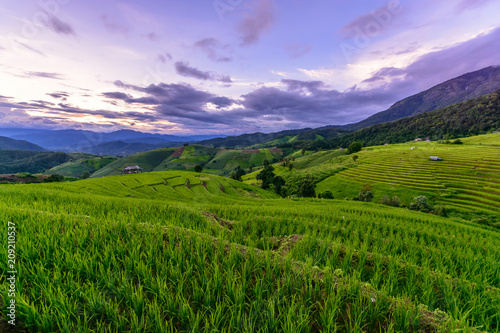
top-left (0, 128), bottom-right (224, 152)
top-left (0, 136), bottom-right (46, 151)
top-left (337, 66), bottom-right (500, 131)
top-left (290, 89), bottom-right (500, 150)
top-left (196, 129), bottom-right (315, 148)
top-left (88, 141), bottom-right (183, 156)
top-left (196, 66), bottom-right (500, 148)
top-left (0, 150), bottom-right (96, 174)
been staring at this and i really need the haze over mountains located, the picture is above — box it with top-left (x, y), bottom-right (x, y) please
top-left (0, 128), bottom-right (222, 154)
top-left (198, 66), bottom-right (500, 148)
top-left (1, 66), bottom-right (500, 155)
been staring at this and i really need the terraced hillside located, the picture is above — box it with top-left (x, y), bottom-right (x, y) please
top-left (44, 156), bottom-right (117, 178)
top-left (91, 145), bottom-right (284, 178)
top-left (315, 134), bottom-right (500, 214)
top-left (1, 171), bottom-right (499, 332)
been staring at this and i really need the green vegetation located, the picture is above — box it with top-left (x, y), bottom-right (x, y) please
top-left (44, 156), bottom-right (117, 178)
top-left (1, 169), bottom-right (499, 332)
top-left (0, 150), bottom-right (98, 174)
top-left (283, 89), bottom-right (500, 150)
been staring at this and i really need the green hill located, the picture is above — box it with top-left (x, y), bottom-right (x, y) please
top-left (0, 135), bottom-right (46, 151)
top-left (342, 65), bottom-right (500, 131)
top-left (0, 150), bottom-right (95, 174)
top-left (1, 169), bottom-right (499, 331)
top-left (90, 145), bottom-right (286, 178)
top-left (288, 89), bottom-right (500, 150)
top-left (44, 156), bottom-right (117, 178)
top-left (246, 133), bottom-right (500, 217)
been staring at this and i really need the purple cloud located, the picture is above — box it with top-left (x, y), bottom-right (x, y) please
top-left (101, 14), bottom-right (129, 35)
top-left (237, 0), bottom-right (276, 46)
top-left (455, 0), bottom-right (492, 13)
top-left (43, 14), bottom-right (76, 36)
top-left (144, 32), bottom-right (161, 42)
top-left (194, 38), bottom-right (232, 62)
top-left (363, 27), bottom-right (500, 94)
top-left (157, 53), bottom-right (172, 63)
top-left (47, 92), bottom-right (70, 100)
top-left (174, 61), bottom-right (232, 83)
top-left (25, 72), bottom-right (63, 80)
top-left (340, 1), bottom-right (403, 39)
top-left (284, 44), bottom-right (312, 58)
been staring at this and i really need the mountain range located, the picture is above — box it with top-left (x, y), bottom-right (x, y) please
top-left (1, 66), bottom-right (500, 154)
top-left (198, 66), bottom-right (500, 148)
top-left (0, 128), bottom-right (223, 155)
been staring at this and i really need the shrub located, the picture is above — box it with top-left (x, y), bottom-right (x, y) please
top-left (453, 139), bottom-right (463, 144)
top-left (348, 142), bottom-right (363, 154)
top-left (352, 155), bottom-right (359, 162)
top-left (44, 174), bottom-right (64, 183)
top-left (409, 196), bottom-right (433, 213)
top-left (297, 179), bottom-right (316, 198)
top-left (230, 166), bottom-right (246, 181)
top-left (355, 183), bottom-right (373, 202)
top-left (433, 205), bottom-right (447, 217)
top-left (194, 164), bottom-right (203, 172)
top-left (318, 190), bottom-right (334, 199)
top-left (16, 172), bottom-right (35, 179)
top-left (381, 195), bottom-right (401, 207)
top-left (81, 171), bottom-right (91, 179)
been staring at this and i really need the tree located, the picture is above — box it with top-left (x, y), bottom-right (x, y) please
top-left (409, 196), bottom-right (433, 213)
top-left (44, 174), bottom-right (64, 183)
top-left (352, 155), bottom-right (359, 162)
top-left (348, 141), bottom-right (363, 154)
top-left (194, 164), bottom-right (203, 172)
top-left (230, 166), bottom-right (246, 181)
top-left (256, 159), bottom-right (275, 189)
top-left (297, 178), bottom-right (316, 198)
top-left (288, 163), bottom-right (293, 171)
top-left (318, 190), bottom-right (334, 199)
top-left (81, 171), bottom-right (91, 179)
top-left (272, 175), bottom-right (286, 196)
top-left (354, 183), bottom-right (373, 202)
top-left (301, 148), bottom-right (306, 156)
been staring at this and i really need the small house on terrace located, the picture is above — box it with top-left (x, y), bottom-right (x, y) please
top-left (123, 165), bottom-right (143, 174)
top-left (429, 156), bottom-right (442, 161)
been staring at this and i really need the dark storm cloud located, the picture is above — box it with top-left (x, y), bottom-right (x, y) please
top-left (194, 38), bottom-right (232, 62)
top-left (43, 14), bottom-right (76, 36)
top-left (236, 0), bottom-right (275, 46)
top-left (174, 62), bottom-right (232, 83)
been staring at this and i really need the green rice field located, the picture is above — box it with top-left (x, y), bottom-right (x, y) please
top-left (1, 166), bottom-right (500, 332)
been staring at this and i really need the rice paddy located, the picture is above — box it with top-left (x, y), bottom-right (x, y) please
top-left (1, 164), bottom-right (499, 331)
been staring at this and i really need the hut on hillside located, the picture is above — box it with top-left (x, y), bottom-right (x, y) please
top-left (123, 165), bottom-right (143, 174)
top-left (429, 156), bottom-right (442, 161)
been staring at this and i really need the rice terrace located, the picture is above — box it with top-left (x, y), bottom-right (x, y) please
top-left (2, 0), bottom-right (500, 332)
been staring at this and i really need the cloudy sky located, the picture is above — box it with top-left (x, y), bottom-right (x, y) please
top-left (0, 0), bottom-right (499, 135)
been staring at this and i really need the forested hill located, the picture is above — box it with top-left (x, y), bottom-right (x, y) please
top-left (284, 89), bottom-right (500, 150)
top-left (339, 65), bottom-right (500, 131)
top-left (0, 135), bottom-right (46, 151)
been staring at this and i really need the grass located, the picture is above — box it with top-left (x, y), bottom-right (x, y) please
top-left (0, 167), bottom-right (499, 332)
